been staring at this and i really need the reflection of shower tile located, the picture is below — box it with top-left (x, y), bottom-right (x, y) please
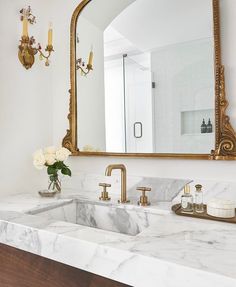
top-left (152, 38), bottom-right (215, 154)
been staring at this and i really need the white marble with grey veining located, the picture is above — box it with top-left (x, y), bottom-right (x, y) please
top-left (62, 173), bottom-right (191, 202)
top-left (0, 178), bottom-right (236, 286)
top-left (36, 201), bottom-right (77, 224)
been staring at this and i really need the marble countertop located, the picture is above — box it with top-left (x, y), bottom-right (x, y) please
top-left (0, 190), bottom-right (236, 287)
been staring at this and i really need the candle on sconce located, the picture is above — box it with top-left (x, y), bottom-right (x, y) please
top-left (48, 22), bottom-right (53, 46)
top-left (18, 6), bottom-right (54, 69)
top-left (88, 45), bottom-right (93, 67)
top-left (22, 10), bottom-right (28, 37)
top-left (76, 45), bottom-right (94, 76)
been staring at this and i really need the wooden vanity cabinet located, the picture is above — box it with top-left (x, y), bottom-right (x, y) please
top-left (0, 243), bottom-right (130, 287)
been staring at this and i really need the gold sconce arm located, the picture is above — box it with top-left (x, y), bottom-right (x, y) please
top-left (76, 58), bottom-right (93, 76)
top-left (18, 37), bottom-right (54, 69)
top-left (76, 43), bottom-right (93, 76)
top-left (38, 45), bottom-right (54, 66)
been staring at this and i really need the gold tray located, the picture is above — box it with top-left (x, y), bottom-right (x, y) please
top-left (172, 204), bottom-right (236, 224)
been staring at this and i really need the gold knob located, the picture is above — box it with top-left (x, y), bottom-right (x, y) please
top-left (137, 187), bottom-right (151, 206)
top-left (99, 183), bottom-right (111, 201)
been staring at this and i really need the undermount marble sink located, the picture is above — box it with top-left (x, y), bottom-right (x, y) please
top-left (76, 202), bottom-right (153, 235)
top-left (34, 200), bottom-right (157, 236)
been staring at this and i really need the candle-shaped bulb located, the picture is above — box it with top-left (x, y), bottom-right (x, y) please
top-left (48, 22), bottom-right (53, 46)
top-left (22, 9), bottom-right (28, 37)
top-left (88, 45), bottom-right (93, 67)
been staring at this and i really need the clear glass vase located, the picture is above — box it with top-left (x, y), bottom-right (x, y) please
top-left (48, 174), bottom-right (61, 194)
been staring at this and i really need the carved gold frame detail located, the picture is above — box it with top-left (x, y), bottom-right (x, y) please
top-left (63, 0), bottom-right (236, 160)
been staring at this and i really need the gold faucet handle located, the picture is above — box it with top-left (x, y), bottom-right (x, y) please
top-left (137, 187), bottom-right (151, 206)
top-left (99, 183), bottom-right (111, 201)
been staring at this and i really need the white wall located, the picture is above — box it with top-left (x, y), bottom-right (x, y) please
top-left (105, 59), bottom-right (125, 152)
top-left (76, 16), bottom-right (106, 151)
top-left (0, 0), bottom-right (54, 195)
top-left (52, 0), bottom-right (236, 185)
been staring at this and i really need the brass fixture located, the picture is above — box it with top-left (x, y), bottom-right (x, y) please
top-left (18, 7), bottom-right (54, 69)
top-left (99, 183), bottom-right (111, 201)
top-left (76, 58), bottom-right (93, 76)
top-left (76, 46), bottom-right (93, 76)
top-left (137, 187), bottom-right (151, 206)
top-left (105, 164), bottom-right (130, 204)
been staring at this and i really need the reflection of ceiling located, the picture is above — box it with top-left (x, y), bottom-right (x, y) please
top-left (81, 0), bottom-right (134, 30)
top-left (104, 26), bottom-right (138, 58)
top-left (81, 0), bottom-right (213, 58)
top-left (109, 0), bottom-right (213, 52)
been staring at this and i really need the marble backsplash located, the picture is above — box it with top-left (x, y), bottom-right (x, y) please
top-left (61, 172), bottom-right (236, 205)
top-left (61, 172), bottom-right (191, 203)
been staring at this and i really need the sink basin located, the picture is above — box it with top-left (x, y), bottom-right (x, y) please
top-left (76, 202), bottom-right (150, 235)
top-left (33, 200), bottom-right (156, 236)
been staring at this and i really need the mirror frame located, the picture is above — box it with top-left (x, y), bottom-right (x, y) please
top-left (63, 0), bottom-right (236, 160)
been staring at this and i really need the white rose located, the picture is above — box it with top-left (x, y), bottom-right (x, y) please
top-left (33, 149), bottom-right (46, 170)
top-left (55, 147), bottom-right (71, 162)
top-left (44, 146), bottom-right (56, 155)
top-left (44, 153), bottom-right (56, 166)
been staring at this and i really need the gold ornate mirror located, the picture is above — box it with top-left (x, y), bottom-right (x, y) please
top-left (63, 0), bottom-right (236, 160)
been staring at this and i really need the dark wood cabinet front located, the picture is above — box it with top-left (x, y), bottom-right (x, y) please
top-left (0, 243), bottom-right (131, 287)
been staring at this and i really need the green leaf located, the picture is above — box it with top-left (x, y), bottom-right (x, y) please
top-left (62, 162), bottom-right (68, 168)
top-left (47, 166), bottom-right (57, 175)
top-left (54, 161), bottom-right (64, 170)
top-left (61, 167), bottom-right (72, 177)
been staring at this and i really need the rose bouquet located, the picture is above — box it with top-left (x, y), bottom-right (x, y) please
top-left (33, 146), bottom-right (71, 194)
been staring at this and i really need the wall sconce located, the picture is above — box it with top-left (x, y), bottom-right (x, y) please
top-left (18, 7), bottom-right (54, 69)
top-left (76, 44), bottom-right (93, 76)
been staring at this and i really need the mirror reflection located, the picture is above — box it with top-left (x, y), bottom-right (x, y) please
top-left (76, 0), bottom-right (215, 154)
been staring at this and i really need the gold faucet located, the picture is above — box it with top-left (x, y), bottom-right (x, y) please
top-left (105, 164), bottom-right (130, 203)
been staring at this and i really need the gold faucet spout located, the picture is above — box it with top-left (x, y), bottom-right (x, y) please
top-left (105, 164), bottom-right (129, 203)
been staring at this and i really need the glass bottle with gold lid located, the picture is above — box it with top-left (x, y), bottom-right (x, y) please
top-left (195, 184), bottom-right (204, 213)
top-left (181, 184), bottom-right (193, 213)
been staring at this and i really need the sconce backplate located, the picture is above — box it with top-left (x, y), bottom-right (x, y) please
top-left (18, 47), bottom-right (36, 70)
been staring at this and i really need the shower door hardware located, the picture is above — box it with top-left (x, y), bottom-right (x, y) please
top-left (134, 122), bottom-right (143, 138)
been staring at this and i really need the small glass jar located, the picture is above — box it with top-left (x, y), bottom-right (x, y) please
top-left (195, 184), bottom-right (204, 213)
top-left (181, 185), bottom-right (193, 213)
